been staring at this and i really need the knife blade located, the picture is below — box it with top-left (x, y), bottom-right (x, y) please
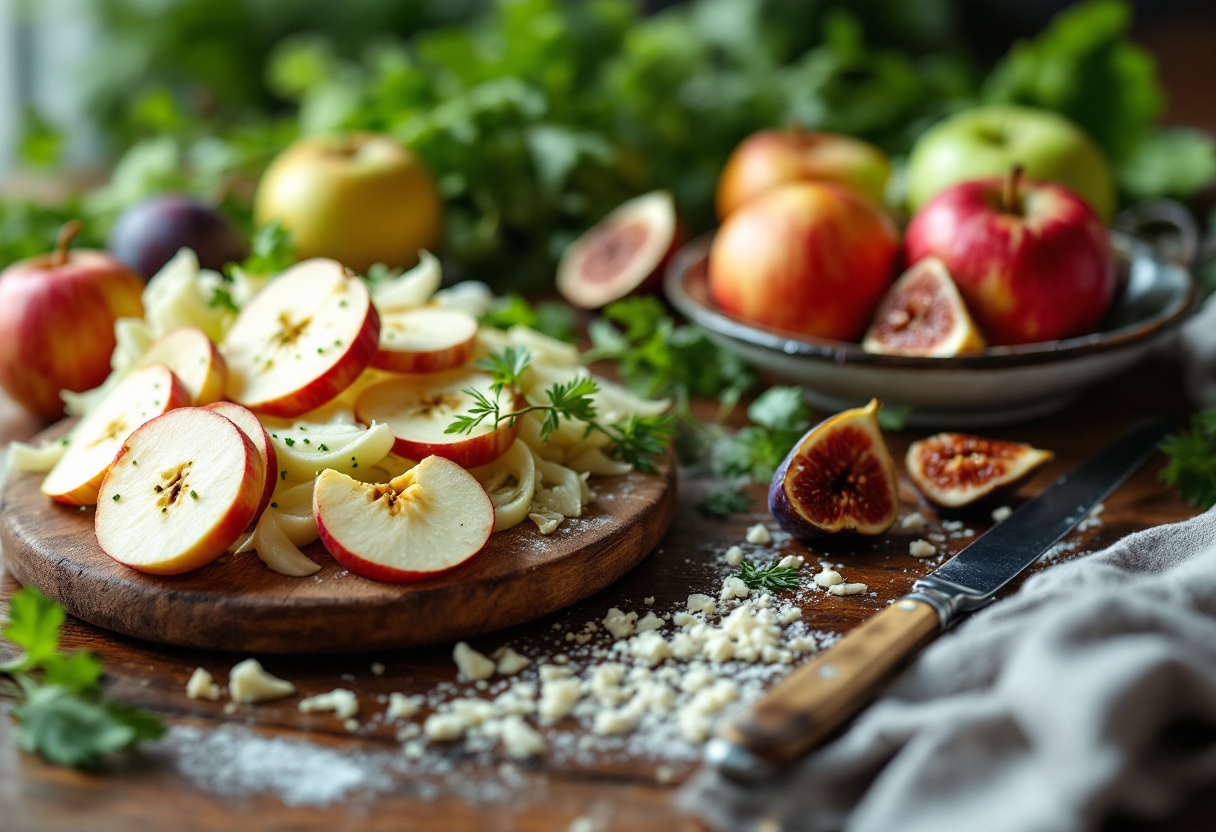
top-left (707, 417), bottom-right (1175, 781)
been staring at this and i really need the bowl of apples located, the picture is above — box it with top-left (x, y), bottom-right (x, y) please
top-left (665, 110), bottom-right (1200, 428)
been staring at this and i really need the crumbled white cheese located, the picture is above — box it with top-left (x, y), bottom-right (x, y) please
top-left (991, 505), bottom-right (1013, 523)
top-left (228, 659), bottom-right (295, 704)
top-left (539, 664), bottom-right (574, 681)
top-left (499, 715), bottom-right (547, 759)
top-left (686, 593), bottom-right (716, 615)
top-left (723, 545), bottom-right (745, 567)
top-left (745, 524), bottom-right (773, 545)
top-left (672, 611), bottom-right (696, 627)
top-left (593, 706), bottom-right (641, 735)
top-left (185, 667), bottom-right (220, 701)
top-left (829, 582), bottom-right (868, 596)
top-left (453, 642), bottom-right (496, 683)
top-left (589, 663), bottom-right (629, 705)
top-left (679, 679), bottom-right (739, 742)
top-left (538, 678), bottom-right (582, 723)
top-left (901, 512), bottom-right (928, 530)
top-left (778, 605), bottom-right (802, 625)
top-left (681, 666), bottom-right (715, 692)
top-left (789, 635), bottom-right (818, 654)
top-left (635, 611), bottom-right (663, 633)
top-left (387, 692), bottom-right (423, 721)
top-left (370, 662), bottom-right (385, 676)
top-left (494, 647), bottom-right (531, 676)
top-left (909, 539), bottom-right (937, 558)
top-left (450, 697), bottom-right (496, 725)
top-left (813, 566), bottom-right (844, 588)
top-left (396, 723), bottom-right (422, 741)
top-left (720, 576), bottom-right (750, 600)
top-left (628, 631), bottom-right (672, 667)
top-left (299, 689), bottom-right (359, 720)
top-left (942, 519), bottom-right (964, 531)
top-left (656, 765), bottom-right (675, 784)
top-left (643, 596), bottom-right (655, 606)
top-left (424, 712), bottom-right (467, 741)
top-left (602, 607), bottom-right (638, 639)
top-left (702, 635), bottom-right (734, 663)
top-left (777, 554), bottom-right (804, 569)
top-left (344, 718), bottom-right (359, 732)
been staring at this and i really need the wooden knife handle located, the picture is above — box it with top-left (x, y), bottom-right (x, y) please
top-left (717, 597), bottom-right (941, 764)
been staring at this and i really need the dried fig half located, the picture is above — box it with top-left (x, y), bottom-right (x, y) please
top-left (769, 398), bottom-right (899, 539)
top-left (906, 433), bottom-right (1052, 509)
top-left (557, 190), bottom-right (683, 309)
top-left (862, 257), bottom-right (985, 357)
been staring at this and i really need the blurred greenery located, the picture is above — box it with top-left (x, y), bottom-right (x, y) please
top-left (3, 0), bottom-right (1214, 286)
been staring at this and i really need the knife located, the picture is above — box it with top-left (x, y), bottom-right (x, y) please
top-left (706, 417), bottom-right (1175, 781)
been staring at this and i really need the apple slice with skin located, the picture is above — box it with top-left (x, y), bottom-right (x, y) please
top-left (313, 456), bottom-right (494, 583)
top-left (96, 408), bottom-right (265, 575)
top-left (355, 369), bottom-right (519, 468)
top-left (371, 307), bottom-right (478, 374)
top-left (202, 401), bottom-right (277, 519)
top-left (140, 326), bottom-right (227, 405)
top-left (41, 364), bottom-right (190, 506)
top-left (221, 258), bottom-right (380, 418)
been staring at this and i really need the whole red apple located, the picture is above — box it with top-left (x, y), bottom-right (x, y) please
top-left (904, 168), bottom-right (1115, 345)
top-left (716, 128), bottom-right (890, 220)
top-left (0, 222), bottom-right (145, 418)
top-left (708, 182), bottom-right (900, 342)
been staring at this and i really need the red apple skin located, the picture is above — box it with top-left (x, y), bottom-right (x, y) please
top-left (717, 129), bottom-right (891, 220)
top-left (202, 401), bottom-right (277, 519)
top-left (388, 417), bottom-right (519, 470)
top-left (371, 335), bottom-right (476, 375)
top-left (709, 182), bottom-right (900, 342)
top-left (904, 177), bottom-right (1116, 345)
top-left (0, 250), bottom-right (144, 418)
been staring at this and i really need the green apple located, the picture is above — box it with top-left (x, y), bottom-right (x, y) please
top-left (254, 132), bottom-right (444, 274)
top-left (906, 105), bottom-right (1115, 221)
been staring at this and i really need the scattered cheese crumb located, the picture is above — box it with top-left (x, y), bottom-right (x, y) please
top-left (602, 608), bottom-right (638, 639)
top-left (387, 692), bottom-right (422, 721)
top-left (539, 664), bottom-right (574, 681)
top-left (745, 524), bottom-right (773, 545)
top-left (495, 647), bottom-right (531, 676)
top-left (228, 659), bottom-right (295, 704)
top-left (909, 539), bottom-right (937, 558)
top-left (643, 596), bottom-right (655, 606)
top-left (424, 712), bottom-right (467, 741)
top-left (778, 605), bottom-right (802, 625)
top-left (942, 519), bottom-right (964, 531)
top-left (538, 678), bottom-right (582, 723)
top-left (829, 582), bottom-right (868, 596)
top-left (991, 505), bottom-right (1013, 523)
top-left (776, 554), bottom-right (804, 569)
top-left (343, 718), bottom-right (359, 732)
top-left (814, 566), bottom-right (844, 588)
top-left (628, 631), bottom-right (672, 667)
top-left (720, 576), bottom-right (750, 600)
top-left (723, 545), bottom-right (745, 567)
top-left (500, 715), bottom-right (547, 759)
top-left (223, 702), bottom-right (238, 715)
top-left (656, 765), bottom-right (675, 784)
top-left (299, 688), bottom-right (359, 720)
top-left (901, 512), bottom-right (928, 530)
top-left (453, 642), bottom-right (496, 683)
top-left (593, 706), bottom-right (640, 735)
top-left (686, 594), bottom-right (716, 615)
top-left (185, 667), bottom-right (220, 701)
top-left (635, 611), bottom-right (663, 633)
top-left (672, 611), bottom-right (696, 627)
top-left (370, 662), bottom-right (385, 676)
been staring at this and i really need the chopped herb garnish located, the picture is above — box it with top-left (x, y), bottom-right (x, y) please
top-left (303, 439), bottom-right (310, 445)
top-left (270, 502), bottom-right (278, 509)
top-left (280, 470), bottom-right (287, 480)
top-left (189, 490), bottom-right (198, 500)
top-left (111, 494), bottom-right (120, 501)
top-left (153, 485), bottom-right (163, 493)
top-left (737, 559), bottom-right (801, 592)
top-left (284, 438), bottom-right (295, 447)
top-left (318, 444), bottom-right (329, 452)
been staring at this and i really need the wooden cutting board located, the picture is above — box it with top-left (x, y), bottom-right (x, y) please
top-left (0, 422), bottom-right (677, 653)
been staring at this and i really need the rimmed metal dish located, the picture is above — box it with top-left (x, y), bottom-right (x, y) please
top-left (665, 202), bottom-right (1198, 428)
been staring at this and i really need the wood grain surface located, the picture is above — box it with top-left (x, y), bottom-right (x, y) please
top-left (0, 423), bottom-right (678, 653)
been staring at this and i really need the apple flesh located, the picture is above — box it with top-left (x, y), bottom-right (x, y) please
top-left (221, 258), bottom-right (380, 418)
top-left (41, 364), bottom-right (190, 506)
top-left (95, 407), bottom-right (265, 575)
top-left (0, 223), bottom-right (145, 418)
top-left (202, 401), bottom-right (277, 519)
top-left (140, 327), bottom-right (227, 405)
top-left (904, 170), bottom-right (1116, 345)
top-left (313, 456), bottom-right (494, 583)
top-left (254, 132), bottom-right (444, 274)
top-left (372, 307), bottom-right (478, 374)
top-left (906, 105), bottom-right (1115, 221)
top-left (108, 196), bottom-right (249, 280)
top-left (716, 128), bottom-right (890, 219)
top-left (708, 182), bottom-right (900, 342)
top-left (355, 369), bottom-right (519, 468)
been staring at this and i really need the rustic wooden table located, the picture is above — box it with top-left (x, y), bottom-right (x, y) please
top-left (1, 353), bottom-right (1212, 832)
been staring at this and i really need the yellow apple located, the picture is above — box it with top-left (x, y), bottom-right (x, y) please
top-left (254, 132), bottom-right (444, 274)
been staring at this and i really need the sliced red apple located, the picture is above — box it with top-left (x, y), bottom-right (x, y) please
top-left (139, 326), bottom-right (227, 405)
top-left (354, 369), bottom-right (519, 468)
top-left (313, 456), bottom-right (494, 583)
top-left (220, 258), bottom-right (380, 419)
top-left (41, 364), bottom-right (190, 506)
top-left (202, 401), bottom-right (277, 519)
top-left (371, 307), bottom-right (478, 374)
top-left (96, 408), bottom-right (265, 575)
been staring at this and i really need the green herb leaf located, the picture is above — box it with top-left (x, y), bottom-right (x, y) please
top-left (737, 559), bottom-right (801, 592)
top-left (227, 221), bottom-right (298, 278)
top-left (1160, 411), bottom-right (1216, 509)
top-left (207, 286), bottom-right (240, 314)
top-left (876, 403), bottom-right (912, 432)
top-left (13, 685), bottom-right (146, 768)
top-left (697, 487), bottom-right (752, 518)
top-left (479, 295), bottom-right (577, 344)
top-left (714, 388), bottom-right (813, 483)
top-left (1, 587), bottom-right (64, 674)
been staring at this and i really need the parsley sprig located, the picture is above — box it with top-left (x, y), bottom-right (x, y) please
top-left (697, 487), bottom-right (753, 518)
top-left (1, 587), bottom-right (164, 767)
top-left (737, 559), bottom-right (801, 592)
top-left (444, 347), bottom-right (675, 473)
top-left (1160, 410), bottom-right (1216, 509)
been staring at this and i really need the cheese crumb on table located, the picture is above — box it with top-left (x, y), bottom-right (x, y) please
top-left (228, 659), bottom-right (295, 704)
top-left (185, 667), bottom-right (221, 701)
top-left (453, 642), bottom-right (496, 683)
top-left (494, 647), bottom-right (531, 676)
top-left (424, 712), bottom-right (467, 741)
top-left (387, 692), bottom-right (423, 720)
top-left (992, 505), bottom-right (1013, 523)
top-left (298, 688), bottom-right (359, 720)
top-left (539, 678), bottom-right (582, 723)
top-left (829, 582), bottom-right (868, 596)
top-left (644, 596), bottom-right (655, 606)
top-left (901, 512), bottom-right (928, 530)
top-left (602, 607), bottom-right (638, 639)
top-left (723, 545), bottom-right (745, 567)
top-left (813, 566), bottom-right (844, 588)
top-left (500, 715), bottom-right (547, 758)
top-left (686, 593), bottom-right (716, 615)
top-left (745, 524), bottom-right (773, 545)
top-left (909, 539), bottom-right (937, 558)
top-left (777, 554), bottom-right (803, 569)
top-left (370, 662), bottom-right (385, 676)
top-left (720, 576), bottom-right (750, 600)
top-left (635, 611), bottom-right (663, 633)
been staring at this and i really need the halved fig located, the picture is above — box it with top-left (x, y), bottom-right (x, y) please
top-left (906, 433), bottom-right (1053, 509)
top-left (768, 399), bottom-right (899, 538)
top-left (556, 190), bottom-right (683, 309)
top-left (862, 258), bottom-right (985, 357)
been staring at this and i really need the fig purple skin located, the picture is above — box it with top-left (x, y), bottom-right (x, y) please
top-left (769, 443), bottom-right (823, 540)
top-left (108, 195), bottom-right (249, 280)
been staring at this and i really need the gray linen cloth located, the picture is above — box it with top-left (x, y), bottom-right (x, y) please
top-left (681, 508), bottom-right (1216, 832)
